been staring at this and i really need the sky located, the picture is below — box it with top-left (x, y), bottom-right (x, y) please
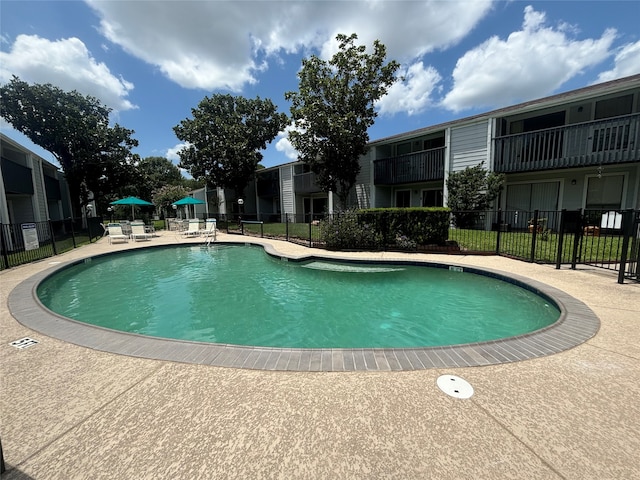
top-left (1, 0), bottom-right (639, 174)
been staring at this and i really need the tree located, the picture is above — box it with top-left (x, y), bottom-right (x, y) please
top-left (285, 33), bottom-right (400, 207)
top-left (136, 156), bottom-right (184, 200)
top-left (151, 184), bottom-right (190, 219)
top-left (0, 76), bottom-right (139, 215)
top-left (173, 94), bottom-right (288, 201)
top-left (446, 162), bottom-right (505, 228)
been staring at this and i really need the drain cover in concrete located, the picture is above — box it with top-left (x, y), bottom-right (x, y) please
top-left (10, 337), bottom-right (39, 349)
top-left (437, 374), bottom-right (474, 399)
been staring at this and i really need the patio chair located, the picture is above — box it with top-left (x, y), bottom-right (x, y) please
top-left (130, 222), bottom-right (153, 242)
top-left (119, 221), bottom-right (132, 237)
top-left (107, 223), bottom-right (129, 244)
top-left (181, 219), bottom-right (202, 237)
top-left (202, 219), bottom-right (217, 242)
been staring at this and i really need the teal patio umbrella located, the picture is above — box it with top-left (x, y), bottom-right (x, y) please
top-left (172, 196), bottom-right (205, 219)
top-left (110, 196), bottom-right (154, 221)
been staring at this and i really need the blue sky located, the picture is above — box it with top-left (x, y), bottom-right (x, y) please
top-left (2, 1), bottom-right (639, 173)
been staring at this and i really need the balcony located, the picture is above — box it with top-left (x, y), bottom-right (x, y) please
top-left (294, 171), bottom-right (323, 193)
top-left (494, 113), bottom-right (640, 173)
top-left (256, 173), bottom-right (279, 197)
top-left (374, 147), bottom-right (445, 185)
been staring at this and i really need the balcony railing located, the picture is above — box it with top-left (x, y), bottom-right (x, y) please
top-left (494, 113), bottom-right (640, 173)
top-left (294, 171), bottom-right (323, 193)
top-left (374, 147), bottom-right (445, 185)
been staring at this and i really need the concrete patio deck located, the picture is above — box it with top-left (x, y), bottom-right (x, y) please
top-left (1, 230), bottom-right (639, 479)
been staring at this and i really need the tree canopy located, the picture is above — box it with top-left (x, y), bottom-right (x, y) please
top-left (136, 156), bottom-right (184, 200)
top-left (151, 184), bottom-right (190, 218)
top-left (173, 94), bottom-right (288, 200)
top-left (446, 162), bottom-right (505, 227)
top-left (285, 33), bottom-right (400, 207)
top-left (0, 76), bottom-right (139, 214)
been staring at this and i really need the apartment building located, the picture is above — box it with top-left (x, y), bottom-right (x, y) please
top-left (247, 74), bottom-right (639, 225)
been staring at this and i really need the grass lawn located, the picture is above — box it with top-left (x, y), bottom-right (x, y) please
top-left (449, 228), bottom-right (632, 264)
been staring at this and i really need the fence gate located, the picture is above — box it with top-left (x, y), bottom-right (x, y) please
top-left (619, 210), bottom-right (640, 283)
top-left (561, 209), bottom-right (639, 284)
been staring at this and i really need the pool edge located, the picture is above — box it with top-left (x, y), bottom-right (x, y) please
top-left (8, 242), bottom-right (601, 372)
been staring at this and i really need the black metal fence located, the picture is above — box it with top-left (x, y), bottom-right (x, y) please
top-left (219, 209), bottom-right (639, 284)
top-left (0, 217), bottom-right (104, 270)
top-left (4, 210), bottom-right (638, 284)
top-left (446, 208), bottom-right (639, 283)
top-left (216, 213), bottom-right (325, 247)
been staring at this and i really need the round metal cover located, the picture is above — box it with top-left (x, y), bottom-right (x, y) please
top-left (437, 374), bottom-right (474, 399)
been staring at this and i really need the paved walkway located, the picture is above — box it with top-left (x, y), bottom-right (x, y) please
top-left (1, 230), bottom-right (639, 479)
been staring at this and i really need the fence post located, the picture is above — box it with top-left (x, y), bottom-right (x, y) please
top-left (0, 223), bottom-right (10, 268)
top-left (571, 209), bottom-right (582, 270)
top-left (617, 209), bottom-right (634, 284)
top-left (555, 209), bottom-right (566, 269)
top-left (286, 214), bottom-right (289, 242)
top-left (309, 218), bottom-right (312, 247)
top-left (69, 217), bottom-right (77, 249)
top-left (49, 220), bottom-right (58, 256)
top-left (495, 209), bottom-right (502, 255)
top-left (529, 209), bottom-right (539, 262)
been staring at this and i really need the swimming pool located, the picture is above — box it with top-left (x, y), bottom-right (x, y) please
top-left (11, 241), bottom-right (600, 370)
top-left (36, 244), bottom-right (559, 349)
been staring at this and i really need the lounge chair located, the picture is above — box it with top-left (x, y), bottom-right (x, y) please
top-left (107, 223), bottom-right (129, 244)
top-left (181, 219), bottom-right (202, 237)
top-left (119, 221), bottom-right (132, 237)
top-left (202, 219), bottom-right (217, 242)
top-left (130, 222), bottom-right (153, 242)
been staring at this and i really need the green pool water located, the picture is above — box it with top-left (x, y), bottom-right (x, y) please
top-left (36, 245), bottom-right (560, 348)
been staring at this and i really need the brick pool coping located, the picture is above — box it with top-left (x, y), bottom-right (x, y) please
top-left (8, 242), bottom-right (600, 371)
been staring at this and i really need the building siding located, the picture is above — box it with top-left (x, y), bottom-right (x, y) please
top-left (31, 157), bottom-right (47, 221)
top-left (449, 120), bottom-right (490, 172)
top-left (280, 165), bottom-right (294, 215)
top-left (354, 150), bottom-right (372, 208)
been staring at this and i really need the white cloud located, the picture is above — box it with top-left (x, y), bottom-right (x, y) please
top-left (166, 142), bottom-right (189, 163)
top-left (596, 40), bottom-right (640, 82)
top-left (166, 142), bottom-right (192, 177)
top-left (0, 34), bottom-right (136, 112)
top-left (441, 5), bottom-right (617, 112)
top-left (377, 62), bottom-right (442, 116)
top-left (86, 0), bottom-right (492, 92)
top-left (275, 125), bottom-right (300, 161)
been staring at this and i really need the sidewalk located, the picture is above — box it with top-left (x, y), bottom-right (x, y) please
top-left (1, 231), bottom-right (639, 479)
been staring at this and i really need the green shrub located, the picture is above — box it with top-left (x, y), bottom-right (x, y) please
top-left (319, 208), bottom-right (449, 251)
top-left (319, 210), bottom-right (383, 250)
top-left (359, 207), bottom-right (450, 246)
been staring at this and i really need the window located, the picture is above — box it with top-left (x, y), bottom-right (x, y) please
top-left (396, 142), bottom-right (412, 155)
top-left (594, 95), bottom-right (633, 120)
top-left (506, 182), bottom-right (559, 212)
top-left (505, 181), bottom-right (560, 229)
top-left (422, 189), bottom-right (443, 207)
top-left (395, 190), bottom-right (410, 207)
top-left (423, 137), bottom-right (445, 150)
top-left (586, 175), bottom-right (624, 210)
